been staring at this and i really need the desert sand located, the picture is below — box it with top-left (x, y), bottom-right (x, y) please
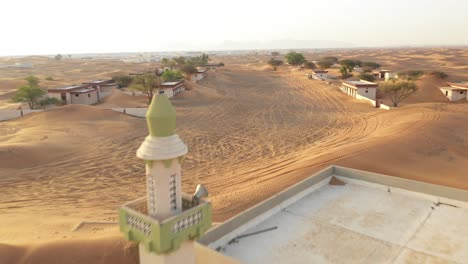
top-left (1, 48), bottom-right (468, 263)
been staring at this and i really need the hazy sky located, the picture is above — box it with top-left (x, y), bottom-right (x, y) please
top-left (1, 0), bottom-right (468, 56)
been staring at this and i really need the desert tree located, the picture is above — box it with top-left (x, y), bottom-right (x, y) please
top-left (285, 51), bottom-right (306, 66)
top-left (268, 58), bottom-right (284, 71)
top-left (379, 79), bottom-right (417, 107)
top-left (358, 73), bottom-right (376, 82)
top-left (173, 56), bottom-right (186, 66)
top-left (340, 59), bottom-right (359, 72)
top-left (161, 70), bottom-right (184, 82)
top-left (181, 64), bottom-right (198, 79)
top-left (429, 71), bottom-right (448, 79)
top-left (362, 61), bottom-right (380, 70)
top-left (54, 54), bottom-right (63, 60)
top-left (129, 73), bottom-right (161, 104)
top-left (161, 58), bottom-right (169, 67)
top-left (303, 61), bottom-right (316, 69)
top-left (340, 66), bottom-right (352, 79)
top-left (11, 75), bottom-right (45, 109)
top-left (271, 51), bottom-right (279, 56)
top-left (25, 75), bottom-right (40, 88)
top-left (167, 60), bottom-right (176, 70)
top-left (322, 56), bottom-right (339, 64)
top-left (112, 75), bottom-right (134, 88)
top-left (316, 59), bottom-right (334, 70)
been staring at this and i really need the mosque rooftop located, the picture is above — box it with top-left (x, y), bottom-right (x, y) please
top-left (199, 166), bottom-right (468, 264)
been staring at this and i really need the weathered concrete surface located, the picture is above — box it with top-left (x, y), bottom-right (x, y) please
top-left (0, 109), bottom-right (42, 121)
top-left (220, 180), bottom-right (468, 264)
top-left (111, 108), bottom-right (147, 117)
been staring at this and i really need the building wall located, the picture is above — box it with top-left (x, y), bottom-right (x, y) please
top-left (356, 87), bottom-right (376, 100)
top-left (70, 90), bottom-right (99, 105)
top-left (440, 88), bottom-right (467, 102)
top-left (48, 92), bottom-right (72, 104)
top-left (163, 88), bottom-right (174, 98)
top-left (384, 72), bottom-right (398, 81)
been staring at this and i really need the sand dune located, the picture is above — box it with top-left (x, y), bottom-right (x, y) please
top-left (0, 237), bottom-right (137, 264)
top-left (97, 89), bottom-right (149, 108)
top-left (1, 50), bottom-right (468, 263)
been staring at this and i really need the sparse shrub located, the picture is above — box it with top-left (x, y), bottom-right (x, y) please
top-left (271, 52), bottom-right (279, 56)
top-left (316, 59), bottom-right (334, 70)
top-left (303, 61), bottom-right (316, 69)
top-left (322, 57), bottom-right (339, 64)
top-left (45, 76), bottom-right (54, 81)
top-left (55, 54), bottom-right (63, 60)
top-left (400, 70), bottom-right (424, 80)
top-left (218, 62), bottom-right (225, 66)
top-left (361, 62), bottom-right (380, 70)
top-left (359, 73), bottom-right (376, 82)
top-left (39, 97), bottom-right (61, 107)
top-left (112, 75), bottom-right (134, 88)
top-left (429, 71), bottom-right (448, 79)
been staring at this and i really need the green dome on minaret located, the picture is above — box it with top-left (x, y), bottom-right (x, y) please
top-left (146, 91), bottom-right (176, 137)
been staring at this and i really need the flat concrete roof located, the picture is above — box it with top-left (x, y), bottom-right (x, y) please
top-left (82, 79), bottom-right (113, 84)
top-left (201, 166), bottom-right (468, 264)
top-left (48, 84), bottom-right (90, 92)
top-left (70, 88), bottom-right (97, 94)
top-left (440, 86), bottom-right (468, 91)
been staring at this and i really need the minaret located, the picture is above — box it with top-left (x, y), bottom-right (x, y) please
top-left (136, 91), bottom-right (187, 219)
top-left (119, 91), bottom-right (212, 264)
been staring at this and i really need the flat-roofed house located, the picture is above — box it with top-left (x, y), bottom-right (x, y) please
top-left (47, 84), bottom-right (99, 105)
top-left (191, 69), bottom-right (208, 82)
top-left (378, 70), bottom-right (391, 79)
top-left (340, 80), bottom-right (378, 103)
top-left (311, 70), bottom-right (328, 80)
top-left (82, 79), bottom-right (117, 95)
top-left (160, 80), bottom-right (186, 98)
top-left (204, 64), bottom-right (220, 70)
top-left (440, 82), bottom-right (468, 102)
top-left (384, 71), bottom-right (398, 81)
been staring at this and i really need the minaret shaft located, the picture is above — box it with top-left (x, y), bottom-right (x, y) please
top-left (146, 160), bottom-right (182, 220)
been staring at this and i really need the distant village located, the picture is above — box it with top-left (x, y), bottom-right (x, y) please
top-left (8, 53), bottom-right (223, 111)
top-left (268, 51), bottom-right (468, 108)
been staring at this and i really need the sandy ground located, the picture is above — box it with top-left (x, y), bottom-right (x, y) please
top-left (1, 49), bottom-right (468, 263)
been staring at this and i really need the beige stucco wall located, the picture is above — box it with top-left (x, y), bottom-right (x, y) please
top-left (70, 90), bottom-right (99, 105)
top-left (440, 88), bottom-right (467, 102)
top-left (48, 92), bottom-right (71, 104)
top-left (356, 87), bottom-right (376, 100)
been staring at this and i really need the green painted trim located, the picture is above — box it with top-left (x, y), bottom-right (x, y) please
top-left (162, 159), bottom-right (173, 168)
top-left (119, 199), bottom-right (212, 254)
top-left (146, 93), bottom-right (176, 137)
top-left (145, 160), bottom-right (153, 169)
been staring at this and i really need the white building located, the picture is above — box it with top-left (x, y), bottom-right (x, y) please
top-left (311, 70), bottom-right (328, 80)
top-left (47, 84), bottom-right (99, 105)
top-left (340, 80), bottom-right (378, 101)
top-left (82, 79), bottom-right (118, 98)
top-left (199, 166), bottom-right (468, 264)
top-left (384, 71), bottom-right (398, 81)
top-left (191, 69), bottom-right (208, 82)
top-left (440, 82), bottom-right (468, 102)
top-left (160, 80), bottom-right (186, 98)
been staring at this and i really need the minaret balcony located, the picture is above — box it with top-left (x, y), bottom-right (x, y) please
top-left (119, 193), bottom-right (212, 254)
